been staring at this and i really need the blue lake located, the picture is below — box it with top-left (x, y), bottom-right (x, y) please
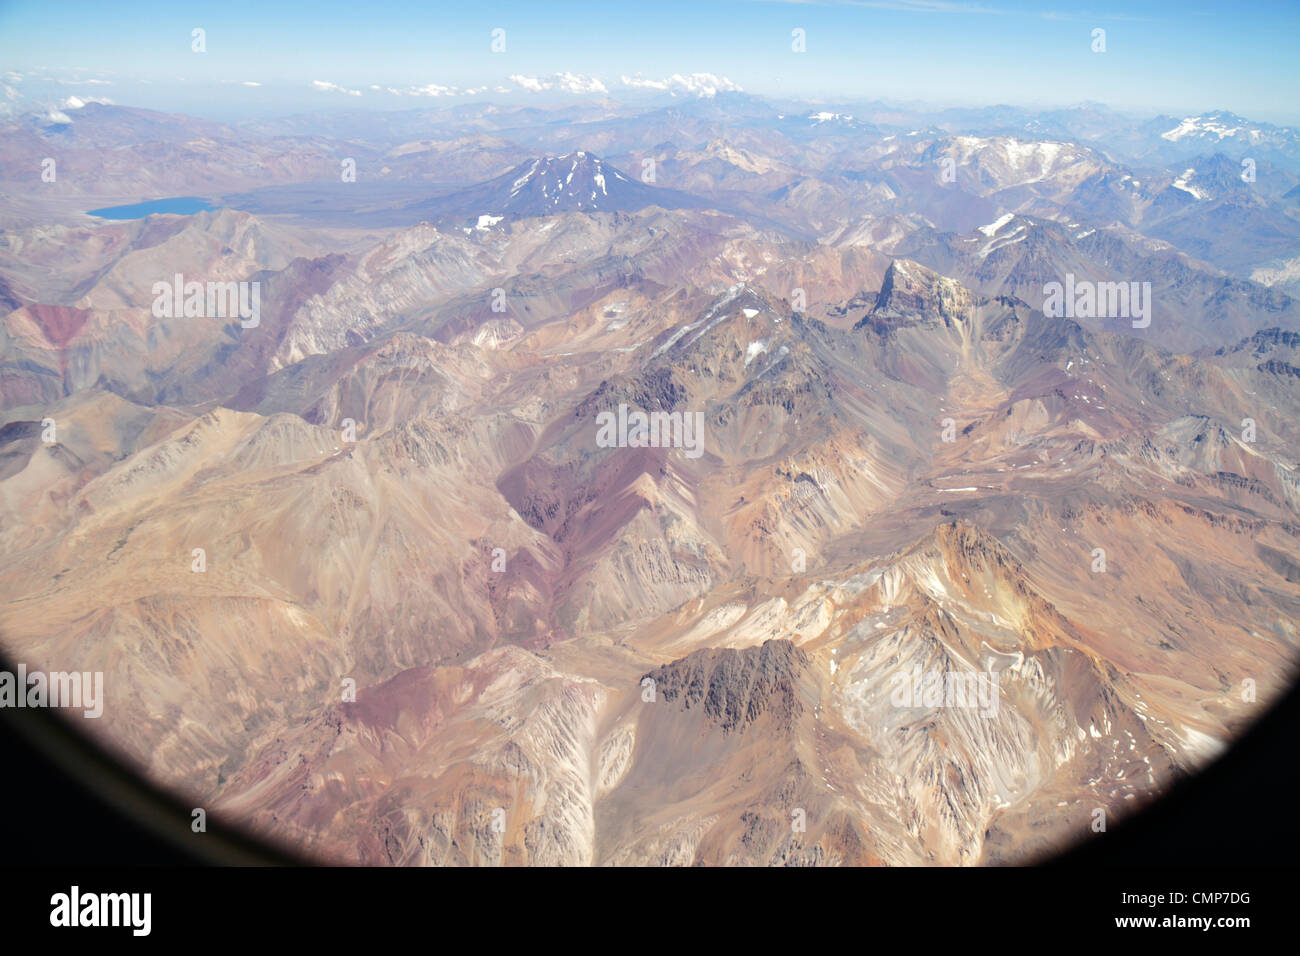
top-left (87, 197), bottom-right (218, 219)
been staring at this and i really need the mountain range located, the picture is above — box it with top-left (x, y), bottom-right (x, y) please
top-left (1, 92), bottom-right (1298, 865)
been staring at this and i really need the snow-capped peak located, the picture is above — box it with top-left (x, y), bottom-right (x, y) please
top-left (808, 111), bottom-right (854, 124)
top-left (1161, 113), bottom-right (1256, 143)
top-left (499, 152), bottom-right (634, 212)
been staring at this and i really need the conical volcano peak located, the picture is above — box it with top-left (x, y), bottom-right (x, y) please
top-left (502, 151), bottom-right (633, 211)
top-left (408, 149), bottom-right (705, 221)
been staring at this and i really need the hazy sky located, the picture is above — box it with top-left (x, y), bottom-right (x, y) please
top-left (2, 0), bottom-right (1298, 123)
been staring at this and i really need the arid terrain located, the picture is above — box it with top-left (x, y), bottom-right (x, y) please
top-left (2, 93), bottom-right (1298, 864)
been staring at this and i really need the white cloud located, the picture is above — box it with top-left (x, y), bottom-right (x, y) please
top-left (380, 83), bottom-right (466, 97)
top-left (621, 76), bottom-right (669, 91)
top-left (61, 95), bottom-right (112, 109)
top-left (46, 110), bottom-right (72, 124)
top-left (510, 74), bottom-right (545, 93)
top-left (509, 72), bottom-right (608, 94)
top-left (620, 73), bottom-right (743, 97)
top-left (312, 80), bottom-right (362, 96)
top-left (555, 72), bottom-right (607, 94)
top-left (242, 81), bottom-right (262, 87)
top-left (311, 71), bottom-right (659, 100)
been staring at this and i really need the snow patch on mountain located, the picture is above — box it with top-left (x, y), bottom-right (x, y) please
top-left (1162, 115), bottom-right (1252, 142)
top-left (978, 213), bottom-right (1016, 237)
top-left (1171, 169), bottom-right (1210, 200)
